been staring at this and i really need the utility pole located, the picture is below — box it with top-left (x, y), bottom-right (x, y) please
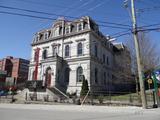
top-left (130, 0), bottom-right (147, 108)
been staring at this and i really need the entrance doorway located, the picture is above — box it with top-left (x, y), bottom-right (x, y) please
top-left (45, 67), bottom-right (52, 87)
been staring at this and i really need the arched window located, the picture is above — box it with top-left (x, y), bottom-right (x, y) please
top-left (65, 45), bottom-right (70, 57)
top-left (42, 49), bottom-right (47, 59)
top-left (95, 44), bottom-right (98, 57)
top-left (77, 67), bottom-right (83, 82)
top-left (77, 42), bottom-right (83, 56)
top-left (95, 68), bottom-right (98, 84)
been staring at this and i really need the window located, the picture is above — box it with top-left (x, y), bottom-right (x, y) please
top-left (95, 44), bottom-right (98, 57)
top-left (59, 27), bottom-right (62, 35)
top-left (33, 48), bottom-right (40, 61)
top-left (42, 49), bottom-right (47, 59)
top-left (65, 27), bottom-right (70, 34)
top-left (45, 67), bottom-right (51, 87)
top-left (107, 73), bottom-right (110, 79)
top-left (107, 56), bottom-right (109, 65)
top-left (77, 66), bottom-right (83, 82)
top-left (53, 46), bottom-right (57, 57)
top-left (34, 51), bottom-right (37, 61)
top-left (54, 27), bottom-right (59, 36)
top-left (104, 72), bottom-right (106, 85)
top-left (65, 45), bottom-right (70, 57)
top-left (35, 36), bottom-right (39, 42)
top-left (32, 71), bottom-right (35, 80)
top-left (95, 68), bottom-right (98, 84)
top-left (44, 33), bottom-right (48, 39)
top-left (103, 54), bottom-right (105, 63)
top-left (35, 35), bottom-right (40, 42)
top-left (78, 23), bottom-right (83, 31)
top-left (57, 69), bottom-right (60, 81)
top-left (77, 42), bottom-right (83, 56)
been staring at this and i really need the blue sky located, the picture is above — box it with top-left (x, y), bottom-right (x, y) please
top-left (0, 0), bottom-right (160, 60)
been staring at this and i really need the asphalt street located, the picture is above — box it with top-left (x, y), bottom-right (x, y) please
top-left (0, 104), bottom-right (159, 120)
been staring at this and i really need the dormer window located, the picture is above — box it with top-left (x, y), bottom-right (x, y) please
top-left (54, 27), bottom-right (60, 36)
top-left (44, 33), bottom-right (48, 40)
top-left (35, 36), bottom-right (39, 42)
top-left (65, 27), bottom-right (70, 34)
top-left (77, 23), bottom-right (83, 31)
top-left (35, 35), bottom-right (40, 42)
top-left (59, 27), bottom-right (62, 35)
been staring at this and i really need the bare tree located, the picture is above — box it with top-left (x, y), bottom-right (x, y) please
top-left (126, 32), bottom-right (160, 74)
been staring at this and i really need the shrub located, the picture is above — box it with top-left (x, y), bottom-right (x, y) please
top-left (80, 78), bottom-right (89, 98)
top-left (98, 95), bottom-right (104, 104)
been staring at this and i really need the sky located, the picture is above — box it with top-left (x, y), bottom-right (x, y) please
top-left (0, 0), bottom-right (160, 60)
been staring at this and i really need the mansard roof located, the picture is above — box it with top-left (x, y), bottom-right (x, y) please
top-left (32, 16), bottom-right (101, 45)
top-left (31, 16), bottom-right (118, 49)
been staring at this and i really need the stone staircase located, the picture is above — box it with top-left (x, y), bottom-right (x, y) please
top-left (47, 86), bottom-right (70, 102)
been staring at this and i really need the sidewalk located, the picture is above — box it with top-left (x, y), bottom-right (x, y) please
top-left (0, 103), bottom-right (159, 114)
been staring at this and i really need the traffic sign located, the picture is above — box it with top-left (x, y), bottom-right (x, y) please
top-left (147, 79), bottom-right (153, 84)
top-left (154, 70), bottom-right (160, 83)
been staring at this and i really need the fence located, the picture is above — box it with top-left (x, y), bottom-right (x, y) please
top-left (78, 90), bottom-right (159, 107)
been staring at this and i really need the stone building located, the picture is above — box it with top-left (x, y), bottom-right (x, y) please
top-left (113, 43), bottom-right (135, 92)
top-left (28, 16), bottom-right (133, 96)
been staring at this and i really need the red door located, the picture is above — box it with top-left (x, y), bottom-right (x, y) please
top-left (45, 67), bottom-right (51, 87)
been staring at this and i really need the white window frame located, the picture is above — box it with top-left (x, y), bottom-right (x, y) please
top-left (77, 42), bottom-right (83, 56)
top-left (65, 26), bottom-right (71, 34)
top-left (44, 32), bottom-right (48, 40)
top-left (54, 27), bottom-right (60, 36)
top-left (64, 44), bottom-right (70, 58)
top-left (77, 22), bottom-right (83, 32)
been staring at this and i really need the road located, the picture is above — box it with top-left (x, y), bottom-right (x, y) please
top-left (0, 104), bottom-right (160, 120)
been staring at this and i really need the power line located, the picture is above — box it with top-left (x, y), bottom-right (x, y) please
top-left (76, 0), bottom-right (108, 18)
top-left (0, 10), bottom-right (131, 30)
top-left (138, 27), bottom-right (160, 32)
top-left (0, 5), bottom-right (132, 28)
top-left (11, 0), bottom-right (82, 10)
top-left (110, 29), bottom-right (131, 36)
top-left (137, 6), bottom-right (160, 13)
top-left (98, 24), bottom-right (131, 30)
top-left (139, 23), bottom-right (160, 28)
top-left (0, 5), bottom-right (77, 19)
top-left (111, 32), bottom-right (131, 38)
top-left (97, 20), bottom-right (132, 27)
top-left (0, 11), bottom-right (57, 21)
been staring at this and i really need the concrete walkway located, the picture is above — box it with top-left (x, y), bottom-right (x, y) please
top-left (0, 104), bottom-right (159, 120)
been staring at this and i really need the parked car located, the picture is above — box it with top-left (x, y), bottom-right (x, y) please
top-left (0, 90), bottom-right (8, 96)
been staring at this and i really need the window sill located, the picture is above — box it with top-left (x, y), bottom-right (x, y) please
top-left (76, 82), bottom-right (82, 84)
